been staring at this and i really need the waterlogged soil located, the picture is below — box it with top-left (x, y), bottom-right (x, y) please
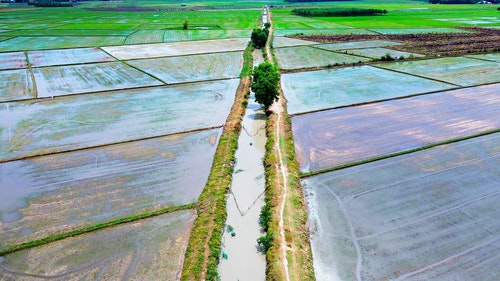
top-left (0, 52), bottom-right (27, 70)
top-left (127, 52), bottom-right (243, 84)
top-left (342, 47), bottom-right (424, 60)
top-left (0, 210), bottom-right (196, 281)
top-left (376, 56), bottom-right (500, 86)
top-left (33, 61), bottom-right (163, 98)
top-left (272, 36), bottom-right (320, 48)
top-left (303, 133), bottom-right (500, 281)
top-left (0, 79), bottom-right (238, 162)
top-left (292, 83), bottom-right (500, 173)
top-left (0, 129), bottom-right (220, 247)
top-left (0, 69), bottom-right (35, 102)
top-left (102, 38), bottom-right (249, 60)
top-left (27, 47), bottom-right (116, 67)
top-left (466, 52), bottom-right (500, 62)
top-left (281, 66), bottom-right (454, 115)
top-left (274, 45), bottom-right (369, 70)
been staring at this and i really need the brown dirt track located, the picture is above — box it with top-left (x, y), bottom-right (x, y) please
top-left (293, 27), bottom-right (500, 56)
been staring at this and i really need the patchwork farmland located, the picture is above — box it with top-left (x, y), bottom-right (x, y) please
top-left (273, 8), bottom-right (499, 279)
top-left (1, 1), bottom-right (499, 281)
top-left (0, 4), bottom-right (258, 280)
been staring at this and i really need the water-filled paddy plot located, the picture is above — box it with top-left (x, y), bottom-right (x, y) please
top-left (127, 52), bottom-right (243, 84)
top-left (303, 134), bottom-right (500, 281)
top-left (274, 45), bottom-right (370, 70)
top-left (0, 51), bottom-right (27, 70)
top-left (27, 47), bottom-right (116, 67)
top-left (0, 69), bottom-right (34, 102)
top-left (0, 129), bottom-right (219, 247)
top-left (0, 210), bottom-right (196, 280)
top-left (342, 47), bottom-right (424, 60)
top-left (102, 38), bottom-right (249, 60)
top-left (292, 83), bottom-right (500, 172)
top-left (0, 79), bottom-right (238, 162)
top-left (33, 61), bottom-right (163, 98)
top-left (377, 56), bottom-right (500, 86)
top-left (281, 66), bottom-right (454, 115)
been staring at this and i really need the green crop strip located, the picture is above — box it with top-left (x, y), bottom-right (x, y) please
top-left (301, 129), bottom-right (500, 178)
top-left (0, 203), bottom-right (195, 256)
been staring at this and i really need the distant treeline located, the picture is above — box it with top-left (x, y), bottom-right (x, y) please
top-left (429, 0), bottom-right (499, 3)
top-left (292, 8), bottom-right (387, 17)
top-left (31, 0), bottom-right (73, 7)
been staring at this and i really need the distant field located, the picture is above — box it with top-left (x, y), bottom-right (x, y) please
top-left (0, 7), bottom-right (260, 50)
top-left (303, 133), bottom-right (500, 281)
top-left (292, 83), bottom-right (500, 172)
top-left (271, 4), bottom-right (500, 36)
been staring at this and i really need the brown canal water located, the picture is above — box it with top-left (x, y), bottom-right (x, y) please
top-left (217, 51), bottom-right (267, 281)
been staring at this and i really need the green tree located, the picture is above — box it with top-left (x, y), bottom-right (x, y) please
top-left (252, 62), bottom-right (280, 112)
top-left (251, 28), bottom-right (269, 49)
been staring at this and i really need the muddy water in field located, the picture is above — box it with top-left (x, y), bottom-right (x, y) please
top-left (0, 210), bottom-right (196, 280)
top-left (218, 50), bottom-right (267, 280)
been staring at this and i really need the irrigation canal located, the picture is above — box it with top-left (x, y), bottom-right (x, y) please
top-left (217, 49), bottom-right (267, 280)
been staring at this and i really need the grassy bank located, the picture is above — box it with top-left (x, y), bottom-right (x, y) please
top-left (181, 44), bottom-right (253, 281)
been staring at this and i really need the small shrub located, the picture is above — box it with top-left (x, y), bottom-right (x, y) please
top-left (183, 19), bottom-right (189, 30)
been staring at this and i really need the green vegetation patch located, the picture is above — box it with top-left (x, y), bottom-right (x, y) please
top-left (0, 69), bottom-right (35, 102)
top-left (377, 57), bottom-right (500, 86)
top-left (0, 210), bottom-right (196, 279)
top-left (0, 130), bottom-right (219, 247)
top-left (0, 80), bottom-right (238, 162)
top-left (303, 133), bottom-right (500, 280)
top-left (274, 45), bottom-right (369, 70)
top-left (124, 29), bottom-right (166, 44)
top-left (281, 66), bottom-right (453, 115)
top-left (291, 83), bottom-right (500, 173)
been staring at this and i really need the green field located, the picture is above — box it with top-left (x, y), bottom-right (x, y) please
top-left (271, 3), bottom-right (500, 35)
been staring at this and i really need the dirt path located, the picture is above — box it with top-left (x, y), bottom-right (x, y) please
top-left (266, 8), bottom-right (292, 281)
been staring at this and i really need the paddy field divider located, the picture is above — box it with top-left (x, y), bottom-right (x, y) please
top-left (180, 42), bottom-right (254, 281)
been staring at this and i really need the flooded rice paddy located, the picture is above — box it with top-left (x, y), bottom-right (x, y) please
top-left (303, 133), bottom-right (500, 281)
top-left (274, 45), bottom-right (370, 70)
top-left (0, 79), bottom-right (238, 161)
top-left (281, 66), bottom-right (454, 115)
top-left (27, 47), bottom-right (116, 67)
top-left (292, 83), bottom-right (500, 172)
top-left (377, 56), bottom-right (500, 86)
top-left (0, 210), bottom-right (196, 280)
top-left (0, 129), bottom-right (220, 247)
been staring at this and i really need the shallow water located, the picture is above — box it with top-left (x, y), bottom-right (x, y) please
top-left (218, 51), bottom-right (267, 279)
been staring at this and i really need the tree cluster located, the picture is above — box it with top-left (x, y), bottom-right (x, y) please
top-left (252, 62), bottom-right (280, 112)
top-left (292, 7), bottom-right (387, 17)
top-left (250, 23), bottom-right (270, 49)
